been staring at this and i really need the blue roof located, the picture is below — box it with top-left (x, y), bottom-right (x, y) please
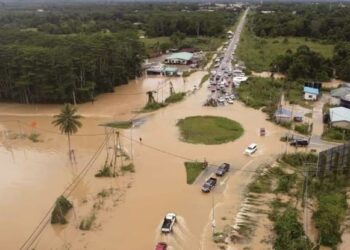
top-left (167, 52), bottom-right (193, 61)
top-left (330, 107), bottom-right (350, 123)
top-left (304, 86), bottom-right (320, 95)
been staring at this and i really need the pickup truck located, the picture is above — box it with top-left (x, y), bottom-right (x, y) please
top-left (161, 213), bottom-right (176, 233)
top-left (201, 177), bottom-right (217, 193)
top-left (216, 163), bottom-right (230, 177)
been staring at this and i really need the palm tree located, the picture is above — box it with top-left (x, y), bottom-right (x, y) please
top-left (52, 103), bottom-right (82, 158)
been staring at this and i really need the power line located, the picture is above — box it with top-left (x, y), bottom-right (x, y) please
top-left (19, 132), bottom-right (111, 250)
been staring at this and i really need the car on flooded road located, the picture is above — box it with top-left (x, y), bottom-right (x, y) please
top-left (155, 242), bottom-right (167, 250)
top-left (161, 213), bottom-right (176, 233)
top-left (201, 177), bottom-right (217, 193)
top-left (245, 143), bottom-right (257, 155)
top-left (215, 163), bottom-right (230, 176)
top-left (290, 138), bottom-right (309, 147)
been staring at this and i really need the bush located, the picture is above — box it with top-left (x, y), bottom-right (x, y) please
top-left (273, 206), bottom-right (313, 250)
top-left (275, 173), bottom-right (297, 193)
top-left (314, 193), bottom-right (347, 247)
top-left (294, 123), bottom-right (310, 135)
top-left (28, 132), bottom-right (40, 142)
top-left (51, 196), bottom-right (73, 224)
top-left (142, 102), bottom-right (167, 112)
top-left (121, 163), bottom-right (135, 173)
top-left (79, 213), bottom-right (96, 231)
top-left (199, 74), bottom-right (210, 87)
top-left (322, 127), bottom-right (350, 142)
top-left (282, 153), bottom-right (318, 167)
top-left (95, 163), bottom-right (115, 177)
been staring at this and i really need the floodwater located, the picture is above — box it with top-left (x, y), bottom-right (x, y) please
top-left (0, 69), bottom-right (288, 249)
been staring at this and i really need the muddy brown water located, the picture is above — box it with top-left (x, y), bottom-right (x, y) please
top-left (0, 70), bottom-right (288, 249)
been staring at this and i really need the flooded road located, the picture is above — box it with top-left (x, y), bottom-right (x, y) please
top-left (0, 11), bottom-right (288, 250)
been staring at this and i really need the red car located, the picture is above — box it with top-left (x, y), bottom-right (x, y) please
top-left (155, 242), bottom-right (167, 250)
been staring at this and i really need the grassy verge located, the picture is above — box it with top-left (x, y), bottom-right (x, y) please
top-left (294, 123), bottom-right (311, 135)
top-left (165, 92), bottom-right (186, 104)
top-left (184, 161), bottom-right (204, 184)
top-left (281, 153), bottom-right (318, 167)
top-left (199, 74), bottom-right (210, 88)
top-left (142, 102), bottom-right (167, 112)
top-left (322, 126), bottom-right (350, 143)
top-left (236, 27), bottom-right (334, 72)
top-left (177, 116), bottom-right (244, 145)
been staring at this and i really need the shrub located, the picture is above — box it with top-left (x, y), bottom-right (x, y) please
top-left (121, 163), bottom-right (135, 173)
top-left (282, 153), bottom-right (318, 167)
top-left (165, 92), bottom-right (186, 104)
top-left (51, 196), bottom-right (73, 224)
top-left (28, 132), bottom-right (40, 142)
top-left (294, 123), bottom-right (310, 135)
top-left (79, 213), bottom-right (96, 231)
top-left (95, 163), bottom-right (115, 177)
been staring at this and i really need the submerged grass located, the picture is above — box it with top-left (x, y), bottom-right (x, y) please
top-left (165, 92), bottom-right (186, 104)
top-left (177, 116), bottom-right (244, 145)
top-left (184, 161), bottom-right (204, 184)
top-left (51, 196), bottom-right (73, 224)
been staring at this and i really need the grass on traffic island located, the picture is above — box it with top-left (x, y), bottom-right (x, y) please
top-left (177, 116), bottom-right (244, 145)
top-left (184, 161), bottom-right (204, 184)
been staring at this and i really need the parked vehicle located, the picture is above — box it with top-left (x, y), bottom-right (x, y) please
top-left (201, 177), bottom-right (217, 193)
top-left (260, 128), bottom-right (266, 136)
top-left (290, 139), bottom-right (309, 147)
top-left (216, 163), bottom-right (230, 176)
top-left (245, 143), bottom-right (257, 155)
top-left (155, 242), bottom-right (168, 250)
top-left (227, 99), bottom-right (234, 104)
top-left (161, 213), bottom-right (176, 233)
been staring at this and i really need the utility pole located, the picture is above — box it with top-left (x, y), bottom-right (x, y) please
top-left (211, 192), bottom-right (216, 236)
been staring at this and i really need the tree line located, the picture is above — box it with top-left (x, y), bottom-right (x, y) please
top-left (0, 31), bottom-right (144, 103)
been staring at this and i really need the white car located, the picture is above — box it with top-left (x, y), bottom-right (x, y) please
top-left (161, 213), bottom-right (176, 233)
top-left (230, 94), bottom-right (236, 99)
top-left (227, 99), bottom-right (234, 104)
top-left (245, 143), bottom-right (257, 155)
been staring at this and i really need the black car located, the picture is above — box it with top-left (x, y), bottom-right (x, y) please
top-left (215, 163), bottom-right (230, 176)
top-left (290, 139), bottom-right (309, 147)
top-left (201, 177), bottom-right (217, 193)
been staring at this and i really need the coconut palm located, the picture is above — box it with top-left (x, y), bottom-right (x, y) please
top-left (52, 103), bottom-right (82, 158)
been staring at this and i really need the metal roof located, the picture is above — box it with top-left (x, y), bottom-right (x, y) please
top-left (304, 86), bottom-right (320, 95)
top-left (167, 52), bottom-right (193, 61)
top-left (274, 107), bottom-right (292, 117)
top-left (331, 87), bottom-right (350, 98)
top-left (330, 107), bottom-right (350, 123)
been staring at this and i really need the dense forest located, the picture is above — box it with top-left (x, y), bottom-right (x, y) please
top-left (272, 45), bottom-right (333, 81)
top-left (0, 3), bottom-right (238, 103)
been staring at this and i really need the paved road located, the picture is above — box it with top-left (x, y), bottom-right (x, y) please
top-left (217, 8), bottom-right (249, 83)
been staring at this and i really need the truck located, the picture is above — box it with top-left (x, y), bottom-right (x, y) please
top-left (161, 213), bottom-right (176, 233)
top-left (201, 177), bottom-right (217, 193)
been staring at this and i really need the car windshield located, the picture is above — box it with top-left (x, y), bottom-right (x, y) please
top-left (248, 145), bottom-right (255, 150)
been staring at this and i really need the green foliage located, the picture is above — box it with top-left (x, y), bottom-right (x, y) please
top-left (273, 206), bottom-right (313, 250)
top-left (294, 123), bottom-right (311, 135)
top-left (165, 92), bottom-right (186, 104)
top-left (51, 196), bottom-right (73, 224)
top-left (176, 116), bottom-right (244, 145)
top-left (282, 153), bottom-right (318, 167)
top-left (199, 74), bottom-right (210, 87)
top-left (322, 126), bottom-right (350, 142)
top-left (79, 213), bottom-right (96, 231)
top-left (184, 161), bottom-right (204, 184)
top-left (121, 163), bottom-right (135, 173)
top-left (142, 102), bottom-right (167, 112)
top-left (333, 43), bottom-right (350, 81)
top-left (28, 132), bottom-right (40, 142)
top-left (237, 77), bottom-right (282, 117)
top-left (95, 163), bottom-right (115, 177)
top-left (275, 173), bottom-right (297, 193)
top-left (313, 189), bottom-right (347, 247)
top-left (271, 45), bottom-right (333, 81)
top-left (236, 27), bottom-right (333, 72)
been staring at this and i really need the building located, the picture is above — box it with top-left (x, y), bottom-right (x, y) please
top-left (145, 64), bottom-right (178, 76)
top-left (164, 52), bottom-right (193, 65)
top-left (303, 86), bottom-right (320, 101)
top-left (329, 107), bottom-right (350, 130)
top-left (330, 85), bottom-right (350, 105)
top-left (274, 107), bottom-right (292, 123)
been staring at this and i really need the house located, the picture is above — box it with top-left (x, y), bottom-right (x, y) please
top-left (274, 107), bottom-right (292, 123)
top-left (303, 86), bottom-right (320, 101)
top-left (163, 67), bottom-right (178, 76)
top-left (330, 85), bottom-right (350, 105)
top-left (329, 107), bottom-right (350, 130)
top-left (145, 64), bottom-right (178, 76)
top-left (164, 52), bottom-right (193, 65)
top-left (340, 94), bottom-right (350, 109)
